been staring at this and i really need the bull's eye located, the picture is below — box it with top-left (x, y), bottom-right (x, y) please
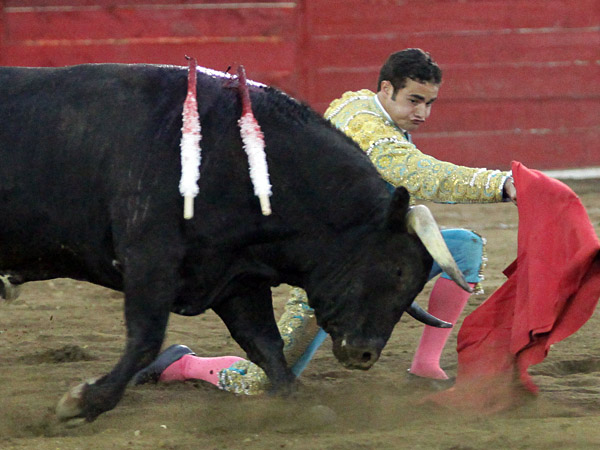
top-left (396, 268), bottom-right (403, 277)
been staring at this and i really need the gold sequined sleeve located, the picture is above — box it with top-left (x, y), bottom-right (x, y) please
top-left (325, 92), bottom-right (510, 204)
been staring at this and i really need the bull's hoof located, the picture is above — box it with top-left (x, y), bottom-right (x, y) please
top-left (267, 377), bottom-right (298, 397)
top-left (0, 275), bottom-right (20, 301)
top-left (56, 378), bottom-right (99, 425)
top-left (56, 382), bottom-right (86, 424)
top-left (268, 384), bottom-right (296, 397)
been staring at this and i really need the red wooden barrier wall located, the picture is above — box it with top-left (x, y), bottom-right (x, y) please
top-left (1, 0), bottom-right (599, 170)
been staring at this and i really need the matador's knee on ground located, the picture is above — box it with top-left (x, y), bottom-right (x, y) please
top-left (218, 287), bottom-right (321, 394)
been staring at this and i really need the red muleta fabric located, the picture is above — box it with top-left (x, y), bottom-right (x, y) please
top-left (428, 161), bottom-right (600, 412)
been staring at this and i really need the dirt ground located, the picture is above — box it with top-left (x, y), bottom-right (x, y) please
top-left (1, 178), bottom-right (600, 450)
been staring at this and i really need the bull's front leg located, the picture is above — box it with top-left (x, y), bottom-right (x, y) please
top-left (56, 246), bottom-right (183, 424)
top-left (213, 284), bottom-right (296, 395)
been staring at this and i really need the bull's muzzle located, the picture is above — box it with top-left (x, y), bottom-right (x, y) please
top-left (332, 337), bottom-right (382, 370)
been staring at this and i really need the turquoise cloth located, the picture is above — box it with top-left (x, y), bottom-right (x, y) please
top-left (432, 228), bottom-right (483, 283)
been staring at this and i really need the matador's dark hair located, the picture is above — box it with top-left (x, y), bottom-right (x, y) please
top-left (377, 48), bottom-right (442, 93)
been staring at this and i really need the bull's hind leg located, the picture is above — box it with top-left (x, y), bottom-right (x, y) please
top-left (56, 244), bottom-right (183, 423)
top-left (213, 284), bottom-right (296, 395)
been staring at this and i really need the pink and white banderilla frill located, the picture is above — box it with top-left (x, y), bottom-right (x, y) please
top-left (179, 56), bottom-right (202, 220)
top-left (179, 59), bottom-right (272, 218)
top-left (237, 65), bottom-right (272, 216)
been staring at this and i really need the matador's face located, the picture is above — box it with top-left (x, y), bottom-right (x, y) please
top-left (378, 78), bottom-right (439, 132)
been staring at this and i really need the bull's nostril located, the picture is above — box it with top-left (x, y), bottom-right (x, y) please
top-left (361, 352), bottom-right (372, 363)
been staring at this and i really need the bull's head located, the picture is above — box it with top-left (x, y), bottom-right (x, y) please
top-left (306, 186), bottom-right (470, 370)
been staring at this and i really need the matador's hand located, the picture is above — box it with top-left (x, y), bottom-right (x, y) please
top-left (503, 177), bottom-right (517, 205)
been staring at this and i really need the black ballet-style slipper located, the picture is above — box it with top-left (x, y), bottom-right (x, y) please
top-left (131, 344), bottom-right (195, 385)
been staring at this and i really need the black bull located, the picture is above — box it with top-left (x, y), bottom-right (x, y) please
top-left (0, 64), bottom-right (467, 423)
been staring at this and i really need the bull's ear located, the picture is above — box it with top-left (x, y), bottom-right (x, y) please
top-left (386, 186), bottom-right (410, 232)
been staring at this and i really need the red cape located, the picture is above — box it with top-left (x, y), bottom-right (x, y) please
top-left (430, 162), bottom-right (600, 412)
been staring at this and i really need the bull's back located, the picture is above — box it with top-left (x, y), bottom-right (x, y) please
top-left (0, 62), bottom-right (387, 288)
top-left (0, 64), bottom-right (188, 283)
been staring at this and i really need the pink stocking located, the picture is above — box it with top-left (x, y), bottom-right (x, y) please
top-left (409, 277), bottom-right (475, 379)
top-left (160, 354), bottom-right (245, 386)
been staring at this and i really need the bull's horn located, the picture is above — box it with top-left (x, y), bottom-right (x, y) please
top-left (406, 302), bottom-right (452, 328)
top-left (406, 205), bottom-right (472, 293)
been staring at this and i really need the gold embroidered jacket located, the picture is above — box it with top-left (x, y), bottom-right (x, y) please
top-left (324, 89), bottom-right (510, 203)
